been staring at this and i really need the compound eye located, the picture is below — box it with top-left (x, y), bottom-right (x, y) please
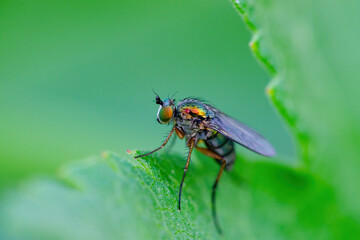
top-left (158, 106), bottom-right (173, 124)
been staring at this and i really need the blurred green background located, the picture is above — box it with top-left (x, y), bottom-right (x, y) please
top-left (0, 0), bottom-right (293, 192)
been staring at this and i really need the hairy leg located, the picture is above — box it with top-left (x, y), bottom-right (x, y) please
top-left (178, 137), bottom-right (195, 211)
top-left (196, 146), bottom-right (226, 235)
top-left (135, 126), bottom-right (175, 158)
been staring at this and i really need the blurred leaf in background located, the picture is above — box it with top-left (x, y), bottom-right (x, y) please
top-left (0, 0), bottom-right (292, 192)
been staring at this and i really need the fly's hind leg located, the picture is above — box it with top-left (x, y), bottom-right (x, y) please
top-left (196, 146), bottom-right (226, 235)
top-left (134, 126), bottom-right (176, 158)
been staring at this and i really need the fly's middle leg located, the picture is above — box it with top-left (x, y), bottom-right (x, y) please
top-left (178, 137), bottom-right (195, 211)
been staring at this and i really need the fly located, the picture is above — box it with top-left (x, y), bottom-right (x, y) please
top-left (134, 94), bottom-right (275, 234)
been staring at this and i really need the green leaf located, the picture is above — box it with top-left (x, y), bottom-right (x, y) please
top-left (1, 150), bottom-right (357, 239)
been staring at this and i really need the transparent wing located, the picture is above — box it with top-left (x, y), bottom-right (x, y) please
top-left (205, 108), bottom-right (276, 157)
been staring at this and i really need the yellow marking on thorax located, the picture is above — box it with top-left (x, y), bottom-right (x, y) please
top-left (181, 106), bottom-right (207, 117)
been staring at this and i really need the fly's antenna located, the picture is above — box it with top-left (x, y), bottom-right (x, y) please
top-left (152, 88), bottom-right (163, 106)
top-left (151, 87), bottom-right (157, 96)
top-left (171, 91), bottom-right (178, 101)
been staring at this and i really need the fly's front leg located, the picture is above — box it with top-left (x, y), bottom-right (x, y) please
top-left (195, 146), bottom-right (226, 235)
top-left (178, 137), bottom-right (195, 211)
top-left (134, 126), bottom-right (175, 158)
top-left (166, 127), bottom-right (184, 152)
top-left (175, 127), bottom-right (185, 139)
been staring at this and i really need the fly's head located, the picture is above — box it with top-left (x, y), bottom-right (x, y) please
top-left (155, 95), bottom-right (175, 124)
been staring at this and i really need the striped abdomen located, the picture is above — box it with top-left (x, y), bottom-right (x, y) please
top-left (205, 132), bottom-right (236, 170)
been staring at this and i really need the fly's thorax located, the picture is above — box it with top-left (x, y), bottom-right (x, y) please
top-left (175, 116), bottom-right (215, 141)
top-left (174, 117), bottom-right (200, 138)
top-left (174, 98), bottom-right (215, 139)
top-left (176, 98), bottom-right (214, 120)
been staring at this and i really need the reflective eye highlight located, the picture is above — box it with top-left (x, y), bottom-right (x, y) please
top-left (158, 106), bottom-right (173, 124)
